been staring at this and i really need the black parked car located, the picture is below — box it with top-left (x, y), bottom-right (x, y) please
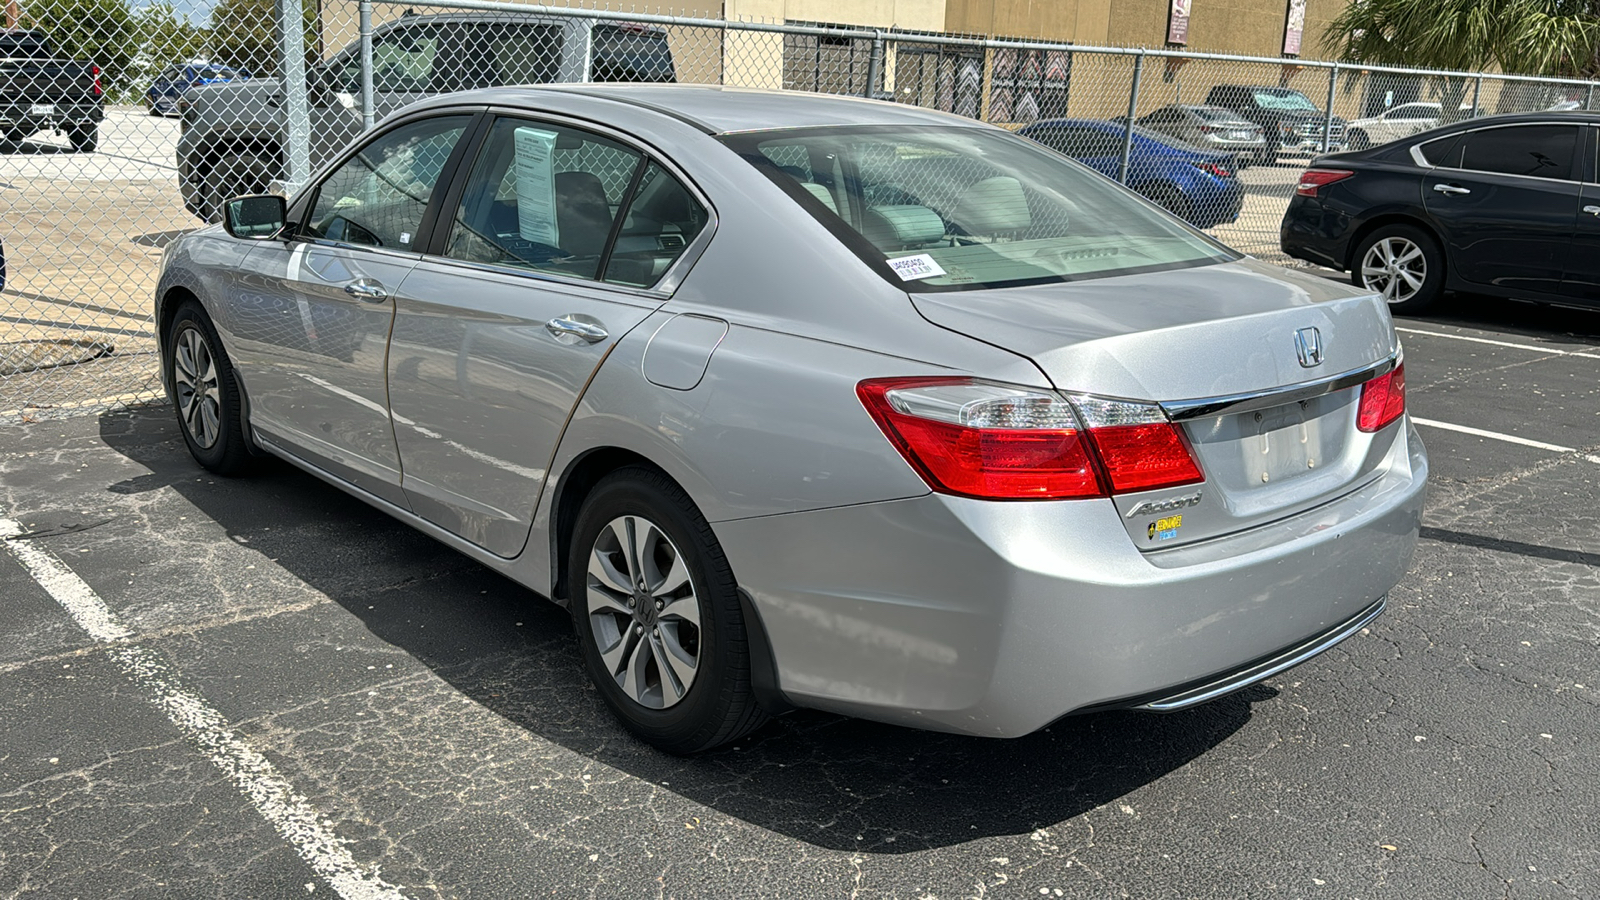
top-left (1281, 112), bottom-right (1597, 314)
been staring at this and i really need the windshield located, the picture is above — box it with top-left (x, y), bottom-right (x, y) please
top-left (1251, 90), bottom-right (1317, 111)
top-left (719, 125), bottom-right (1234, 292)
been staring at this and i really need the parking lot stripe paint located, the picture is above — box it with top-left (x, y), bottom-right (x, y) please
top-left (1395, 326), bottom-right (1600, 359)
top-left (1410, 417), bottom-right (1583, 454)
top-left (0, 517), bottom-right (411, 900)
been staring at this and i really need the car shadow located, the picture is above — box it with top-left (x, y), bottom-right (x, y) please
top-left (3, 138), bottom-right (74, 155)
top-left (97, 406), bottom-right (1263, 853)
top-left (1415, 293), bottom-right (1600, 344)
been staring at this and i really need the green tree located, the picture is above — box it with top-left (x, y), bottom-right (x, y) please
top-left (21, 0), bottom-right (134, 98)
top-left (1325, 0), bottom-right (1600, 118)
top-left (208, 0), bottom-right (318, 79)
top-left (134, 3), bottom-right (209, 70)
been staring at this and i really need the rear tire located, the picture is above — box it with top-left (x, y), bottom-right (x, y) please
top-left (166, 302), bottom-right (257, 475)
top-left (1348, 128), bottom-right (1371, 151)
top-left (67, 123), bottom-right (97, 152)
top-left (1351, 223), bottom-right (1444, 315)
top-left (1144, 184), bottom-right (1194, 224)
top-left (568, 467), bottom-right (768, 754)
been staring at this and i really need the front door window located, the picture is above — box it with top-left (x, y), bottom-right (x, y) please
top-left (303, 115), bottom-right (470, 251)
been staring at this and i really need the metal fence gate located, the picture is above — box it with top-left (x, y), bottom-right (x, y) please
top-left (3, 0), bottom-right (1597, 420)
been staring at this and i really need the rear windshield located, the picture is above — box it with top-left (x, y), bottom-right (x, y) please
top-left (193, 66), bottom-right (243, 79)
top-left (719, 125), bottom-right (1234, 292)
top-left (1252, 89), bottom-right (1316, 111)
top-left (0, 32), bottom-right (51, 58)
top-left (591, 25), bottom-right (675, 82)
top-left (1191, 106), bottom-right (1245, 122)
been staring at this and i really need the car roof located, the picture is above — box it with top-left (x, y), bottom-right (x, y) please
top-left (423, 84), bottom-right (992, 134)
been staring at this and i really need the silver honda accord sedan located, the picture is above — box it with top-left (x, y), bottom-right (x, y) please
top-left (155, 85), bottom-right (1427, 753)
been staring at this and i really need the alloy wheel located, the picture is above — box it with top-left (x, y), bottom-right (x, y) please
top-left (173, 325), bottom-right (222, 449)
top-left (585, 515), bottom-right (702, 710)
top-left (1360, 236), bottom-right (1426, 305)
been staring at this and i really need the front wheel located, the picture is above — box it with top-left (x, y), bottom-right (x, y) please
top-left (1352, 224), bottom-right (1444, 314)
top-left (569, 467), bottom-right (768, 754)
top-left (166, 302), bottom-right (256, 474)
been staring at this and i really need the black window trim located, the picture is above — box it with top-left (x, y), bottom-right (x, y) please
top-left (412, 107), bottom-right (718, 299)
top-left (1415, 120), bottom-right (1585, 183)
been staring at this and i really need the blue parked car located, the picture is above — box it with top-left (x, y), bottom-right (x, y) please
top-left (146, 64), bottom-right (249, 117)
top-left (1018, 118), bottom-right (1245, 229)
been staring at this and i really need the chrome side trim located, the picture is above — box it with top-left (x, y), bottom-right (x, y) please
top-left (1136, 597), bottom-right (1386, 712)
top-left (1161, 354), bottom-right (1396, 421)
top-left (1139, 592), bottom-right (1388, 711)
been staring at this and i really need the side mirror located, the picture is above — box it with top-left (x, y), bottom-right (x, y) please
top-left (223, 195), bottom-right (286, 239)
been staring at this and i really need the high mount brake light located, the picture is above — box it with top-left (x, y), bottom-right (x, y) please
top-left (1357, 363), bottom-right (1406, 432)
top-left (856, 378), bottom-right (1204, 501)
top-left (1296, 168), bottom-right (1354, 197)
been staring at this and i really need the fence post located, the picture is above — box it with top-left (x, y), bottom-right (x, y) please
top-left (1472, 74), bottom-right (1484, 117)
top-left (1321, 62), bottom-right (1338, 153)
top-left (279, 0), bottom-right (312, 193)
top-left (1119, 51), bottom-right (1145, 185)
top-left (1587, 82), bottom-right (1595, 112)
top-left (865, 31), bottom-right (885, 99)
top-left (360, 0), bottom-right (375, 130)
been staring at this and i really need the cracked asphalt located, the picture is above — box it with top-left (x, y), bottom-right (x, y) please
top-left (2, 292), bottom-right (1598, 899)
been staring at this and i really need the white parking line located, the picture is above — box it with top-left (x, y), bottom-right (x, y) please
top-left (0, 517), bottom-right (409, 900)
top-left (1411, 417), bottom-right (1600, 464)
top-left (1395, 326), bottom-right (1600, 359)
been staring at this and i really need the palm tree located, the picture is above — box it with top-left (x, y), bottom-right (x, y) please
top-left (1325, 0), bottom-right (1600, 120)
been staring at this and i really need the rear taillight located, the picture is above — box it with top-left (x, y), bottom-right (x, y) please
top-left (91, 65), bottom-right (102, 96)
top-left (856, 378), bottom-right (1203, 501)
top-left (1296, 168), bottom-right (1354, 197)
top-left (1356, 363), bottom-right (1406, 432)
top-left (1068, 395), bottom-right (1205, 493)
top-left (1192, 161), bottom-right (1231, 178)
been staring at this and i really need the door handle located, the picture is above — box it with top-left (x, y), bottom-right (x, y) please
top-left (343, 278), bottom-right (389, 302)
top-left (1432, 183), bottom-right (1471, 195)
top-left (545, 314), bottom-right (609, 345)
top-left (1585, 205), bottom-right (1600, 216)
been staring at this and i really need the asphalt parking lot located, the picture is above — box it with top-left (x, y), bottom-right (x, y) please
top-left (2, 291), bottom-right (1599, 899)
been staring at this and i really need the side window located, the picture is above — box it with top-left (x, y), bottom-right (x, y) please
top-left (357, 26), bottom-right (439, 93)
top-left (304, 115), bottom-right (469, 249)
top-left (1458, 125), bottom-right (1578, 180)
top-left (603, 163), bottom-right (709, 287)
top-left (1418, 134), bottom-right (1463, 167)
top-left (443, 118), bottom-right (644, 281)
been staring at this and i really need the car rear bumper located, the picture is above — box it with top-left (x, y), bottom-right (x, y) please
top-left (715, 420), bottom-right (1426, 737)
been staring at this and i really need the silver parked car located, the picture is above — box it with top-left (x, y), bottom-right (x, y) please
top-left (156, 86), bottom-right (1428, 753)
top-left (1137, 104), bottom-right (1268, 165)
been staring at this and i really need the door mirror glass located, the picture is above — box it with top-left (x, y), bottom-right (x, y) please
top-left (224, 195), bottom-right (286, 239)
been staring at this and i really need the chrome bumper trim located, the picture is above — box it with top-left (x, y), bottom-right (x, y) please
top-left (1162, 354), bottom-right (1397, 421)
top-left (1135, 596), bottom-right (1386, 712)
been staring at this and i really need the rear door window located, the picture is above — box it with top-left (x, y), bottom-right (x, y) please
top-left (1458, 125), bottom-right (1579, 180)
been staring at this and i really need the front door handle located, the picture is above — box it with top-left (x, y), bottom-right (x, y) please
top-left (545, 314), bottom-right (609, 345)
top-left (343, 278), bottom-right (389, 302)
top-left (1432, 183), bottom-right (1471, 196)
top-left (1585, 205), bottom-right (1600, 216)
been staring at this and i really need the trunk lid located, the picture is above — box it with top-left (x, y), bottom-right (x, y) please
top-left (909, 258), bottom-right (1402, 549)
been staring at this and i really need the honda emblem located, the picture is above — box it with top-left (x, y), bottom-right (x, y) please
top-left (1294, 327), bottom-right (1324, 368)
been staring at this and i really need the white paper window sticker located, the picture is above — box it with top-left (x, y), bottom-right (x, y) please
top-left (513, 126), bottom-right (559, 247)
top-left (887, 253), bottom-right (946, 281)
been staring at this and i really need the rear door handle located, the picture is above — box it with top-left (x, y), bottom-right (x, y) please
top-left (1432, 183), bottom-right (1471, 195)
top-left (545, 314), bottom-right (609, 345)
top-left (1585, 205), bottom-right (1600, 216)
top-left (343, 278), bottom-right (388, 302)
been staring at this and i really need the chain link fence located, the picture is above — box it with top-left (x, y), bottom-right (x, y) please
top-left (3, 0), bottom-right (1597, 420)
